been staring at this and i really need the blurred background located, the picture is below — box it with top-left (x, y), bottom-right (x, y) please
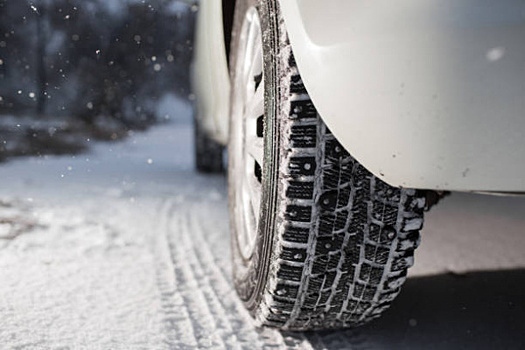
top-left (0, 0), bottom-right (195, 161)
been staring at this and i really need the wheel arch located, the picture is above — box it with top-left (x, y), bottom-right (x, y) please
top-left (279, 0), bottom-right (525, 192)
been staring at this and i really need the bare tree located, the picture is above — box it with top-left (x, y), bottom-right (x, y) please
top-left (33, 0), bottom-right (48, 115)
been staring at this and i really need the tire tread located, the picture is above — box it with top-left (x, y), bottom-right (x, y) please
top-left (255, 30), bottom-right (425, 330)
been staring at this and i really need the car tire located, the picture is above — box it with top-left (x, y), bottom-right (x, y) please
top-left (228, 0), bottom-right (426, 330)
top-left (194, 117), bottom-right (224, 173)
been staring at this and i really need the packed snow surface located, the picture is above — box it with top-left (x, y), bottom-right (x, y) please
top-left (0, 119), bottom-right (524, 349)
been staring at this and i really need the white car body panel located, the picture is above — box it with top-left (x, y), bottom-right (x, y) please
top-left (192, 0), bottom-right (230, 145)
top-left (193, 0), bottom-right (525, 192)
top-left (280, 0), bottom-right (525, 191)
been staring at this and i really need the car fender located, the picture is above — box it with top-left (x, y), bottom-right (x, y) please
top-left (192, 0), bottom-right (230, 145)
top-left (280, 0), bottom-right (525, 191)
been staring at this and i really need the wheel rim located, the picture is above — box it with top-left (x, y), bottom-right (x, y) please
top-left (231, 7), bottom-right (264, 261)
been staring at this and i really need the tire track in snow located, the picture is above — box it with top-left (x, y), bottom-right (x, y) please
top-left (173, 208), bottom-right (235, 348)
top-left (162, 200), bottom-right (228, 349)
top-left (153, 199), bottom-right (199, 349)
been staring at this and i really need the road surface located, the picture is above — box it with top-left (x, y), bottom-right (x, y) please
top-left (0, 118), bottom-right (524, 349)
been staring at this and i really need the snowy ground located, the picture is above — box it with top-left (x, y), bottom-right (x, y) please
top-left (0, 118), bottom-right (524, 349)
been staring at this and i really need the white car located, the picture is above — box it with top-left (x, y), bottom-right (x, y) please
top-left (191, 0), bottom-right (525, 330)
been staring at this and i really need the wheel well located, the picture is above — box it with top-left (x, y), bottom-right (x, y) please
top-left (222, 0), bottom-right (236, 66)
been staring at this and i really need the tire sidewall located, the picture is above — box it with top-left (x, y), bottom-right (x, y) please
top-left (228, 0), bottom-right (281, 313)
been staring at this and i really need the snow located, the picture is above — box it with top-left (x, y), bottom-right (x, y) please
top-left (155, 93), bottom-right (192, 123)
top-left (0, 119), bottom-right (524, 348)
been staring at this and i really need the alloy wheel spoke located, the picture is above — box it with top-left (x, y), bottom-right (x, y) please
top-left (247, 171), bottom-right (262, 218)
top-left (244, 81), bottom-right (264, 120)
top-left (231, 7), bottom-right (264, 260)
top-left (245, 135), bottom-right (264, 166)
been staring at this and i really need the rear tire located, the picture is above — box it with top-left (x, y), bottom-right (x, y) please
top-left (194, 117), bottom-right (224, 173)
top-left (229, 0), bottom-right (426, 330)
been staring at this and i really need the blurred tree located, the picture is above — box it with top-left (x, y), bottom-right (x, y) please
top-left (0, 0), bottom-right (36, 113)
top-left (34, 0), bottom-right (49, 115)
top-left (0, 0), bottom-right (195, 129)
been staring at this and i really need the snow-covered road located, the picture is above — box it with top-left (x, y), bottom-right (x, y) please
top-left (0, 119), bottom-right (524, 349)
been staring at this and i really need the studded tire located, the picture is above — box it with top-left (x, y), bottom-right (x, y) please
top-left (229, 0), bottom-right (426, 331)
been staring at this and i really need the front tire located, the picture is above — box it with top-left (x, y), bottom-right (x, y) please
top-left (228, 0), bottom-right (426, 330)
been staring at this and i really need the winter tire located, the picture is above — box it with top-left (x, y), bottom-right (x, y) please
top-left (194, 116), bottom-right (224, 173)
top-left (228, 0), bottom-right (426, 330)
